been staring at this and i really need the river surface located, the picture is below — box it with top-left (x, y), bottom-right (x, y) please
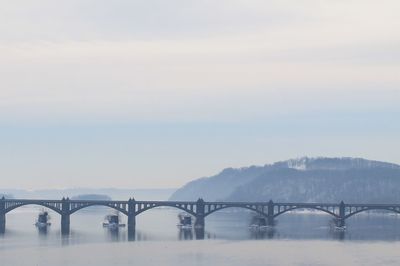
top-left (1, 206), bottom-right (400, 265)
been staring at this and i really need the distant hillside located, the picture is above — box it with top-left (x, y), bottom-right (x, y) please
top-left (170, 166), bottom-right (268, 201)
top-left (0, 188), bottom-right (175, 201)
top-left (169, 157), bottom-right (400, 203)
top-left (70, 194), bottom-right (112, 201)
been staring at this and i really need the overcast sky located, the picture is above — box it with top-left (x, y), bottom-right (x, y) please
top-left (0, 0), bottom-right (399, 189)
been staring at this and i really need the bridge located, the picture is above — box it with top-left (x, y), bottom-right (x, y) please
top-left (1, 197), bottom-right (400, 235)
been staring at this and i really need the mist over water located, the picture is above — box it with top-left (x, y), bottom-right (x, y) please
top-left (1, 207), bottom-right (400, 265)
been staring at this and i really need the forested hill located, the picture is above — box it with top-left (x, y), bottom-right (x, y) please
top-left (169, 157), bottom-right (400, 203)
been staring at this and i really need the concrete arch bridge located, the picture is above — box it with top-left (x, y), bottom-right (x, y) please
top-left (1, 197), bottom-right (400, 235)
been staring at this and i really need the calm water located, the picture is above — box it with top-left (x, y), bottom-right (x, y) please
top-left (1, 206), bottom-right (400, 265)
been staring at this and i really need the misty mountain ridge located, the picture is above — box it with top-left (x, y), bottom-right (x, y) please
top-left (0, 188), bottom-right (175, 201)
top-left (70, 194), bottom-right (112, 201)
top-left (170, 157), bottom-right (400, 203)
top-left (274, 157), bottom-right (400, 171)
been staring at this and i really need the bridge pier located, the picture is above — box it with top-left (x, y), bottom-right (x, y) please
top-left (195, 227), bottom-right (205, 239)
top-left (0, 212), bottom-right (5, 234)
top-left (61, 198), bottom-right (70, 235)
top-left (267, 200), bottom-right (275, 226)
top-left (335, 218), bottom-right (345, 227)
top-left (0, 197), bottom-right (5, 234)
top-left (267, 215), bottom-right (275, 226)
top-left (127, 214), bottom-right (136, 235)
top-left (195, 215), bottom-right (205, 228)
top-left (195, 198), bottom-right (205, 228)
top-left (61, 214), bottom-right (70, 235)
top-left (127, 198), bottom-right (136, 239)
top-left (336, 201), bottom-right (346, 228)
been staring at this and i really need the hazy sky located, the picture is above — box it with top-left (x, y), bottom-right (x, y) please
top-left (1, 0), bottom-right (399, 189)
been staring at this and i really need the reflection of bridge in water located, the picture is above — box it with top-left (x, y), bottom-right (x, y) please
top-left (1, 197), bottom-right (400, 237)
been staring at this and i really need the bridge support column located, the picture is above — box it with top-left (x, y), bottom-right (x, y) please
top-left (61, 214), bottom-right (70, 235)
top-left (127, 198), bottom-right (136, 240)
top-left (195, 215), bottom-right (205, 228)
top-left (336, 201), bottom-right (346, 228)
top-left (61, 198), bottom-right (70, 235)
top-left (267, 200), bottom-right (275, 226)
top-left (195, 227), bottom-right (205, 240)
top-left (0, 197), bottom-right (5, 234)
top-left (195, 198), bottom-right (205, 228)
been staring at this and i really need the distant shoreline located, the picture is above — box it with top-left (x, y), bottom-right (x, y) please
top-left (0, 188), bottom-right (177, 201)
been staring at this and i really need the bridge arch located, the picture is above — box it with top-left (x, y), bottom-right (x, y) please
top-left (69, 203), bottom-right (129, 215)
top-left (5, 202), bottom-right (62, 215)
top-left (273, 206), bottom-right (339, 219)
top-left (135, 203), bottom-right (196, 217)
top-left (345, 207), bottom-right (400, 219)
top-left (204, 205), bottom-right (268, 218)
